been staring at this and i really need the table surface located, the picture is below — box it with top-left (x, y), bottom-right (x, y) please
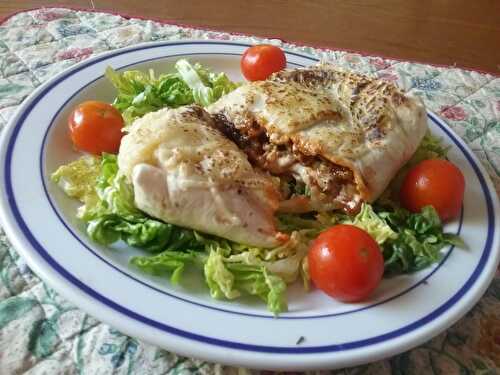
top-left (0, 0), bottom-right (499, 75)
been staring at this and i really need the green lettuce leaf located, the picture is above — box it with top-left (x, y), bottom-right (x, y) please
top-left (379, 206), bottom-right (465, 274)
top-left (342, 203), bottom-right (397, 244)
top-left (79, 153), bottom-right (137, 220)
top-left (204, 250), bottom-right (241, 299)
top-left (132, 243), bottom-right (289, 314)
top-left (175, 60), bottom-right (239, 107)
top-left (223, 231), bottom-right (312, 283)
top-left (105, 66), bottom-right (194, 125)
top-left (130, 238), bottom-right (290, 314)
top-left (204, 250), bottom-right (287, 315)
top-left (51, 155), bottom-right (100, 211)
top-left (130, 250), bottom-right (201, 284)
top-left (106, 60), bottom-right (238, 125)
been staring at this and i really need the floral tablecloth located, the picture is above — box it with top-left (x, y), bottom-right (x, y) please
top-left (0, 7), bottom-right (499, 374)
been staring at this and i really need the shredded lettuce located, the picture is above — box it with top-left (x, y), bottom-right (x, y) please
top-left (339, 203), bottom-right (464, 274)
top-left (221, 231), bottom-right (312, 283)
top-left (130, 237), bottom-right (290, 314)
top-left (105, 59), bottom-right (238, 125)
top-left (51, 155), bottom-right (100, 211)
top-left (342, 203), bottom-right (397, 244)
top-left (204, 249), bottom-right (287, 314)
top-left (175, 60), bottom-right (239, 107)
top-left (284, 205), bottom-right (462, 277)
top-left (379, 206), bottom-right (465, 274)
top-left (105, 67), bottom-right (193, 125)
top-left (130, 251), bottom-right (201, 284)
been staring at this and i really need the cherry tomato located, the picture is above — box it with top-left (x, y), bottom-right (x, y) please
top-left (308, 224), bottom-right (384, 302)
top-left (400, 159), bottom-right (465, 221)
top-left (241, 45), bottom-right (286, 81)
top-left (68, 101), bottom-right (124, 155)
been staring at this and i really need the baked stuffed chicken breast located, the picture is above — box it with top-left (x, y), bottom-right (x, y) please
top-left (118, 105), bottom-right (286, 248)
top-left (208, 63), bottom-right (427, 214)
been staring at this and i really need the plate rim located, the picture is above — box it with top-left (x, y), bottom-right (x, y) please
top-left (0, 40), bottom-right (499, 370)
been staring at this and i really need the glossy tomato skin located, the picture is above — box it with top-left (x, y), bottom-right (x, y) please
top-left (400, 159), bottom-right (465, 221)
top-left (308, 224), bottom-right (384, 302)
top-left (69, 101), bottom-right (124, 155)
top-left (241, 45), bottom-right (286, 81)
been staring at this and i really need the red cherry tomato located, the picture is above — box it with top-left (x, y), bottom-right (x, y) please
top-left (68, 101), bottom-right (124, 155)
top-left (400, 159), bottom-right (465, 221)
top-left (241, 45), bottom-right (286, 81)
top-left (308, 224), bottom-right (384, 302)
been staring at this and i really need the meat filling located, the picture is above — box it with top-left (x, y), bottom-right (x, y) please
top-left (212, 113), bottom-right (360, 213)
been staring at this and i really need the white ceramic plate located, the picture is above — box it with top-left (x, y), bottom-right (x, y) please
top-left (0, 41), bottom-right (498, 371)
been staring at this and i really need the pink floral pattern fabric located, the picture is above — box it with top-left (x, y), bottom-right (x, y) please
top-left (0, 7), bottom-right (499, 374)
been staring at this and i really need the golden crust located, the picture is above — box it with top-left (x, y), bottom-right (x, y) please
top-left (208, 63), bottom-right (428, 207)
top-left (118, 105), bottom-right (285, 247)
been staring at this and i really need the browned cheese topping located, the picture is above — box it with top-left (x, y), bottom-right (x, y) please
top-left (207, 63), bottom-right (428, 215)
